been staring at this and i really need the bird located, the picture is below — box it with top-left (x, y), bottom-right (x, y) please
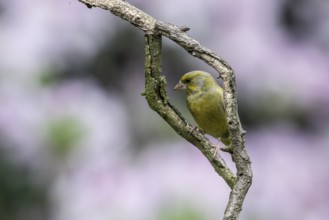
top-left (174, 70), bottom-right (232, 154)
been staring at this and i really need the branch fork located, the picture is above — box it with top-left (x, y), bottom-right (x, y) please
top-left (78, 1), bottom-right (252, 219)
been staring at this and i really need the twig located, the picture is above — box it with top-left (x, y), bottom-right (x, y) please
top-left (77, 0), bottom-right (252, 219)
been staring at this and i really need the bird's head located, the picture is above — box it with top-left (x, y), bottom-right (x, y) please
top-left (174, 71), bottom-right (217, 94)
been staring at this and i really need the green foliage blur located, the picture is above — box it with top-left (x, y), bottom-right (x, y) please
top-left (0, 145), bottom-right (49, 220)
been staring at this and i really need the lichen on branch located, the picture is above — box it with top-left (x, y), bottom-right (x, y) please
top-left (77, 1), bottom-right (252, 219)
top-left (144, 34), bottom-right (236, 188)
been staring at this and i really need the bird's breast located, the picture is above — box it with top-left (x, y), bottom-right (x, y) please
top-left (186, 91), bottom-right (228, 139)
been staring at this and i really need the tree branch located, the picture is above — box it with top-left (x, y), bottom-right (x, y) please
top-left (144, 34), bottom-right (236, 188)
top-left (77, 0), bottom-right (252, 219)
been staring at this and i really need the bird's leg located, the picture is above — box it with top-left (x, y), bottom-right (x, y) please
top-left (212, 139), bottom-right (235, 160)
top-left (211, 142), bottom-right (221, 160)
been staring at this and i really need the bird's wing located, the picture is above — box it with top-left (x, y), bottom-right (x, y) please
top-left (213, 86), bottom-right (226, 113)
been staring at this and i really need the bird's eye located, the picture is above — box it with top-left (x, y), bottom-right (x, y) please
top-left (185, 78), bottom-right (191, 83)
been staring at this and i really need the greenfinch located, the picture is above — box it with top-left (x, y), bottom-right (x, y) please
top-left (174, 70), bottom-right (231, 152)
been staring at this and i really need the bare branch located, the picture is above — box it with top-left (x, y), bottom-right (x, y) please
top-left (80, 0), bottom-right (156, 32)
top-left (77, 0), bottom-right (252, 219)
top-left (144, 34), bottom-right (236, 188)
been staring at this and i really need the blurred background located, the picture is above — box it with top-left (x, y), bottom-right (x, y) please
top-left (1, 0), bottom-right (329, 219)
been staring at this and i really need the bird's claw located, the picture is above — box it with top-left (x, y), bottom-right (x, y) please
top-left (211, 145), bottom-right (220, 161)
top-left (190, 126), bottom-right (204, 134)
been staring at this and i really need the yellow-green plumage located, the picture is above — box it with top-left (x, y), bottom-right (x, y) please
top-left (175, 71), bottom-right (231, 146)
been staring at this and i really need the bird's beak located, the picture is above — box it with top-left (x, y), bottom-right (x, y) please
top-left (174, 81), bottom-right (187, 90)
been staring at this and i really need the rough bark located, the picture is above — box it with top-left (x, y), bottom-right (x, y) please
top-left (77, 0), bottom-right (253, 219)
top-left (144, 34), bottom-right (236, 188)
